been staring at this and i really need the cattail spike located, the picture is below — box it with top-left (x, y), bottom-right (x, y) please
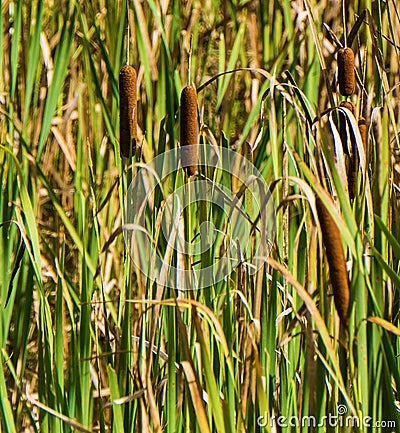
top-left (119, 64), bottom-right (137, 158)
top-left (340, 100), bottom-right (356, 116)
top-left (337, 47), bottom-right (355, 96)
top-left (316, 197), bottom-right (350, 326)
top-left (180, 85), bottom-right (198, 176)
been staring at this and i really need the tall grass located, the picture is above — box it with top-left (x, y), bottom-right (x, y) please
top-left (1, 0), bottom-right (399, 432)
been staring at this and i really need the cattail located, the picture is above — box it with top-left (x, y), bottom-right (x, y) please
top-left (316, 197), bottom-right (350, 326)
top-left (337, 47), bottom-right (355, 96)
top-left (358, 117), bottom-right (368, 156)
top-left (180, 85), bottom-right (198, 176)
top-left (339, 101), bottom-right (356, 155)
top-left (119, 64), bottom-right (137, 158)
top-left (338, 101), bottom-right (357, 198)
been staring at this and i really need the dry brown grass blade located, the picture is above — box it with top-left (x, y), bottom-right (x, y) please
top-left (25, 392), bottom-right (94, 433)
top-left (366, 317), bottom-right (400, 337)
top-left (181, 361), bottom-right (212, 433)
top-left (303, 0), bottom-right (335, 109)
top-left (103, 389), bottom-right (146, 408)
top-left (51, 126), bottom-right (76, 170)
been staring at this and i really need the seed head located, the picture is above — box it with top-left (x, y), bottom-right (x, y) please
top-left (316, 197), bottom-right (350, 326)
top-left (119, 65), bottom-right (137, 158)
top-left (180, 85), bottom-right (198, 176)
top-left (337, 48), bottom-right (355, 96)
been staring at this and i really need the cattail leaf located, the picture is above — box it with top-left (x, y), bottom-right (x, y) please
top-left (6, 242), bottom-right (26, 307)
top-left (107, 365), bottom-right (124, 433)
top-left (24, 394), bottom-right (93, 433)
top-left (344, 9), bottom-right (367, 47)
top-left (0, 363), bottom-right (16, 432)
top-left (181, 361), bottom-right (212, 433)
top-left (316, 197), bottom-right (350, 326)
top-left (132, 0), bottom-right (160, 80)
top-left (285, 71), bottom-right (315, 127)
top-left (37, 9), bottom-right (76, 160)
top-left (329, 115), bottom-right (348, 188)
top-left (374, 215), bottom-right (400, 260)
top-left (372, 246), bottom-right (400, 290)
top-left (216, 23), bottom-right (245, 110)
top-left (23, 0), bottom-right (44, 127)
top-left (10, 0), bottom-right (22, 101)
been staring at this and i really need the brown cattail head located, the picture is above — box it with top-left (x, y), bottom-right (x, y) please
top-left (316, 197), bottom-right (350, 326)
top-left (337, 47), bottom-right (355, 96)
top-left (339, 101), bottom-right (356, 155)
top-left (180, 85), bottom-right (198, 176)
top-left (119, 65), bottom-right (137, 158)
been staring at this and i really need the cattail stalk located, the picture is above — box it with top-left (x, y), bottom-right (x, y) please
top-left (180, 85), bottom-right (198, 176)
top-left (316, 197), bottom-right (350, 326)
top-left (119, 64), bottom-right (137, 158)
top-left (337, 47), bottom-right (355, 96)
